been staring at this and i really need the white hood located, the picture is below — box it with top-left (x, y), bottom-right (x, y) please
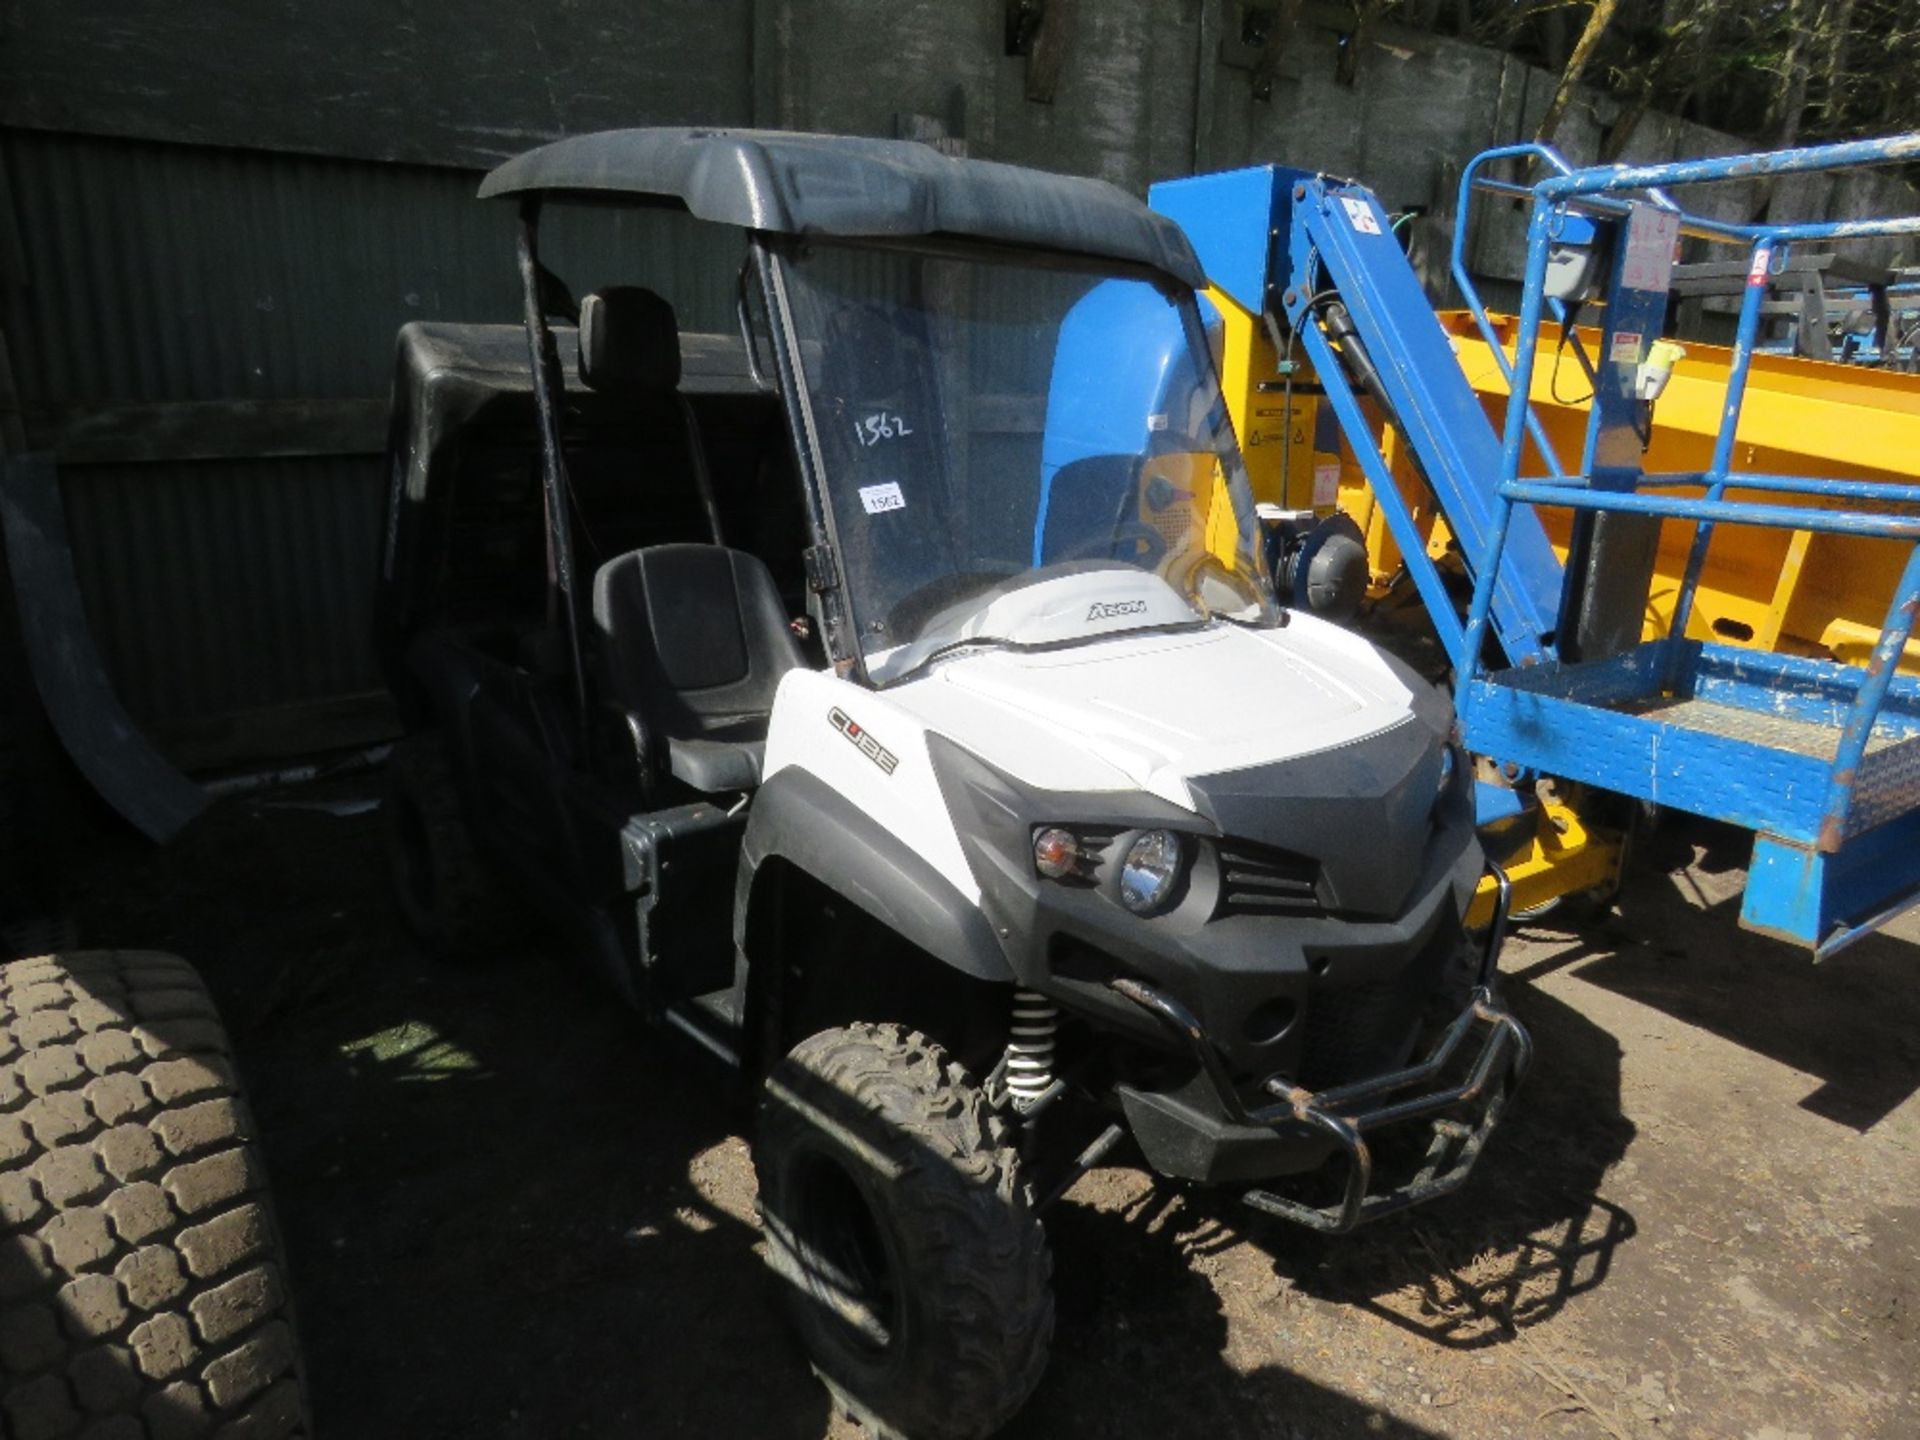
top-left (884, 610), bottom-right (1426, 812)
top-left (868, 567), bottom-right (1199, 684)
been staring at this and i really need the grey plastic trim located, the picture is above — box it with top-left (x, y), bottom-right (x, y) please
top-left (738, 763), bottom-right (1013, 983)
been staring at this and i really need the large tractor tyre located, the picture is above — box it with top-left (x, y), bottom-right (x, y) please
top-left (755, 1023), bottom-right (1053, 1440)
top-left (0, 951), bottom-right (307, 1439)
top-left (384, 736), bottom-right (529, 959)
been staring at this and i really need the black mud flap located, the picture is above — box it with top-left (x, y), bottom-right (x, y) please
top-left (0, 453), bottom-right (207, 841)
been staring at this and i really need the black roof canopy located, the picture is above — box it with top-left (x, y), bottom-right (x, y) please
top-left (478, 127), bottom-right (1206, 289)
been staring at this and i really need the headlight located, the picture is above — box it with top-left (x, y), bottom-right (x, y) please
top-left (1119, 830), bottom-right (1183, 914)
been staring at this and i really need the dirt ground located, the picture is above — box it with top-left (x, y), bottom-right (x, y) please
top-left (54, 776), bottom-right (1920, 1440)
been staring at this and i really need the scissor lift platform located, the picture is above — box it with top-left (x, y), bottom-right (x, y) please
top-left (1463, 636), bottom-right (1920, 954)
top-left (1448, 135), bottom-right (1920, 957)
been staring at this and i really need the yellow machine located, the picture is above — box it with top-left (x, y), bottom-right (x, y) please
top-left (1203, 286), bottom-right (1920, 923)
top-left (1438, 313), bottom-right (1920, 671)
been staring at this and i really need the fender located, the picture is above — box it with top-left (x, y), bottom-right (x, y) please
top-left (736, 764), bottom-right (1014, 984)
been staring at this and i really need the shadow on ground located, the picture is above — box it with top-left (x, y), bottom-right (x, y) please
top-left (63, 788), bottom-right (824, 1439)
top-left (1113, 973), bottom-right (1641, 1367)
top-left (1506, 815), bottom-right (1920, 1130)
top-left (61, 785), bottom-right (1460, 1438)
top-left (1010, 1187), bottom-right (1446, 1440)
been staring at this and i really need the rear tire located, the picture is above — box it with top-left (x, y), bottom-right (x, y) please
top-left (755, 1023), bottom-right (1053, 1440)
top-left (384, 736), bottom-right (529, 959)
top-left (0, 951), bottom-right (308, 1438)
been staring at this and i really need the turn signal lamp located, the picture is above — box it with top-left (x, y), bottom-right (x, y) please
top-left (1033, 827), bottom-right (1081, 879)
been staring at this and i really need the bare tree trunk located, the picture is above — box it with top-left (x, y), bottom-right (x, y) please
top-left (1534, 0), bottom-right (1624, 144)
top-left (1817, 0), bottom-right (1857, 128)
top-left (1667, 0), bottom-right (1726, 120)
top-left (1337, 0), bottom-right (1387, 86)
top-left (1751, 0), bottom-right (1821, 224)
top-left (1770, 0), bottom-right (1815, 149)
top-left (1603, 0), bottom-right (1722, 160)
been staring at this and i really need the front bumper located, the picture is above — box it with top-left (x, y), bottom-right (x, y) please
top-left (1107, 875), bottom-right (1532, 1233)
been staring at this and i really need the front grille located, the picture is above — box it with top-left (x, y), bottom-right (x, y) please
top-left (1215, 839), bottom-right (1323, 917)
top-left (1077, 827), bottom-right (1120, 862)
top-left (1299, 980), bottom-right (1418, 1087)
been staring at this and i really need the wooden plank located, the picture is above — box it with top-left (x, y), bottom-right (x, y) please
top-left (26, 399), bottom-right (389, 466)
top-left (0, 0), bottom-right (753, 172)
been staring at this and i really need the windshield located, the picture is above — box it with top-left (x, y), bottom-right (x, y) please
top-left (778, 241), bottom-right (1276, 682)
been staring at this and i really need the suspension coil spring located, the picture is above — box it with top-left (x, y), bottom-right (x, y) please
top-left (1005, 989), bottom-right (1059, 1112)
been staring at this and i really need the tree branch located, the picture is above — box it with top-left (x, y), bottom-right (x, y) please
top-left (1535, 0), bottom-right (1623, 144)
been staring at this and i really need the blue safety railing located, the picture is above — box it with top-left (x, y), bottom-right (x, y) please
top-left (1449, 133), bottom-right (1920, 951)
top-left (1448, 145), bottom-right (1578, 482)
top-left (1150, 135), bottom-right (1920, 951)
top-left (1450, 137), bottom-right (1920, 476)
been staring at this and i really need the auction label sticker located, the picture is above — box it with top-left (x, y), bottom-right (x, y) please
top-left (1313, 462), bottom-right (1341, 507)
top-left (860, 481), bottom-right (906, 515)
top-left (1609, 330), bottom-right (1644, 366)
top-left (1747, 246), bottom-right (1774, 286)
top-left (1619, 207), bottom-right (1682, 292)
top-left (1341, 197), bottom-right (1381, 235)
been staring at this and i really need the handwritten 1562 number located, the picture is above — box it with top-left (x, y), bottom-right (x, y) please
top-left (854, 411), bottom-right (913, 448)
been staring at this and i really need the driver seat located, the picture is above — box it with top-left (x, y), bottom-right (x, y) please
top-left (592, 544), bottom-right (806, 792)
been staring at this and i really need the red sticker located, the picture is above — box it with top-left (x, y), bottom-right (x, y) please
top-left (1747, 247), bottom-right (1773, 286)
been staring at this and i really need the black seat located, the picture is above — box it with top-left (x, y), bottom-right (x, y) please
top-left (576, 285), bottom-right (727, 547)
top-left (592, 544), bottom-right (805, 792)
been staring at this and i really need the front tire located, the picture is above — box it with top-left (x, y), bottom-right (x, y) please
top-left (755, 1023), bottom-right (1053, 1440)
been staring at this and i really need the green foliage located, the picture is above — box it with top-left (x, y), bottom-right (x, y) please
top-left (1372, 0), bottom-right (1920, 144)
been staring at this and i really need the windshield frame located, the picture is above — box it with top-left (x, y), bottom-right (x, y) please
top-left (757, 232), bottom-right (1277, 688)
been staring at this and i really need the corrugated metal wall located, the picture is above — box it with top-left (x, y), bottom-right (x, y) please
top-left (2, 0), bottom-right (1914, 768)
top-left (0, 130), bottom-right (739, 764)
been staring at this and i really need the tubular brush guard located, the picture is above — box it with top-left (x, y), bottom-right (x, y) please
top-left (1108, 870), bottom-right (1531, 1234)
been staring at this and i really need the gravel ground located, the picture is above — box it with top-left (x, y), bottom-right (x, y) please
top-left (57, 780), bottom-right (1920, 1440)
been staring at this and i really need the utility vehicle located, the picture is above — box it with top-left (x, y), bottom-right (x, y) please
top-left (377, 128), bottom-right (1529, 1440)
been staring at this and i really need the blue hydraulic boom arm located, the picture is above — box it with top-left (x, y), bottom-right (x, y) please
top-left (1153, 166), bottom-right (1564, 672)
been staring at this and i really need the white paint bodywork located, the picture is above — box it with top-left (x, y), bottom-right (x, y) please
top-left (866, 568), bottom-right (1198, 683)
top-left (760, 570), bottom-right (1427, 903)
top-left (764, 666), bottom-right (986, 901)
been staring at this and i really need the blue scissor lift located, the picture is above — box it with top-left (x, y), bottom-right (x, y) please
top-left (1153, 134), bottom-right (1920, 957)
